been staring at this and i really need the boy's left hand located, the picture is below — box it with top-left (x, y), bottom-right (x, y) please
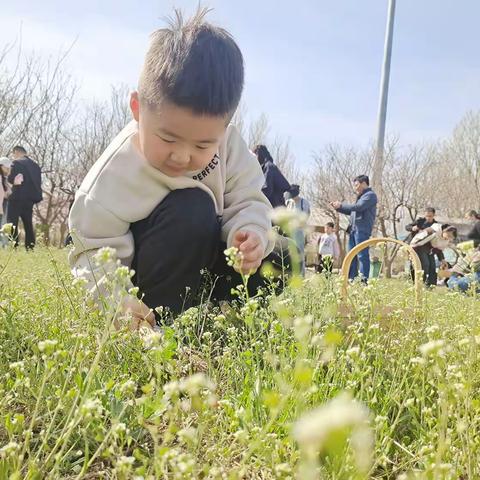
top-left (232, 230), bottom-right (264, 274)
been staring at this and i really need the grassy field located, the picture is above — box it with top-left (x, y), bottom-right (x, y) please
top-left (1, 246), bottom-right (480, 479)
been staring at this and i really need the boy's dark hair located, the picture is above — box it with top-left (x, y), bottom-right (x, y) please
top-left (425, 207), bottom-right (436, 214)
top-left (139, 8), bottom-right (244, 116)
top-left (326, 222), bottom-right (335, 229)
top-left (253, 145), bottom-right (274, 165)
top-left (353, 174), bottom-right (369, 185)
top-left (13, 145), bottom-right (27, 155)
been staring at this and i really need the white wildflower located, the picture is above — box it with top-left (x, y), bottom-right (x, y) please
top-left (37, 339), bottom-right (58, 355)
top-left (346, 346), bottom-right (360, 358)
top-left (0, 223), bottom-right (13, 236)
top-left (419, 340), bottom-right (445, 357)
top-left (293, 392), bottom-right (371, 447)
top-left (177, 427), bottom-right (197, 444)
top-left (0, 441), bottom-right (20, 458)
top-left (118, 379), bottom-right (136, 397)
top-left (224, 246), bottom-right (241, 268)
top-left (270, 207), bottom-right (308, 233)
top-left (72, 277), bottom-right (88, 287)
top-left (116, 455), bottom-right (135, 469)
top-left (94, 246), bottom-right (117, 265)
top-left (179, 373), bottom-right (215, 396)
top-left (112, 423), bottom-right (128, 436)
top-left (405, 398), bottom-right (415, 407)
top-left (142, 330), bottom-right (162, 349)
top-left (163, 380), bottom-right (180, 397)
top-left (9, 361), bottom-right (25, 371)
top-left (80, 397), bottom-right (103, 420)
top-left (293, 315), bottom-right (313, 341)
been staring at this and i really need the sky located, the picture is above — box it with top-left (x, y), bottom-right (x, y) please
top-left (1, 0), bottom-right (479, 169)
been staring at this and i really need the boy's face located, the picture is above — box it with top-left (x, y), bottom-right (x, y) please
top-left (325, 225), bottom-right (333, 234)
top-left (131, 92), bottom-right (229, 177)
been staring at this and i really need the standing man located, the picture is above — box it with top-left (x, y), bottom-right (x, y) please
top-left (330, 175), bottom-right (377, 282)
top-left (7, 146), bottom-right (42, 249)
top-left (405, 207), bottom-right (439, 287)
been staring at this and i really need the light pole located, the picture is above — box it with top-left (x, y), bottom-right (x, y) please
top-left (372, 0), bottom-right (397, 193)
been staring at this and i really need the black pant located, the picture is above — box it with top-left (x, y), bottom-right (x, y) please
top-left (7, 199), bottom-right (35, 249)
top-left (130, 188), bottom-right (288, 315)
top-left (412, 245), bottom-right (437, 286)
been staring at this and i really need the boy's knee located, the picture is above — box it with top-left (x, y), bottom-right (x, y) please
top-left (159, 188), bottom-right (219, 240)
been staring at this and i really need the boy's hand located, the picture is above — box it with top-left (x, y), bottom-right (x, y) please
top-left (330, 201), bottom-right (341, 210)
top-left (232, 230), bottom-right (264, 274)
top-left (117, 295), bottom-right (155, 331)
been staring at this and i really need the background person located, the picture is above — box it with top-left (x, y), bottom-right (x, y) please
top-left (406, 207), bottom-right (439, 287)
top-left (331, 175), bottom-right (377, 282)
top-left (253, 144), bottom-right (291, 208)
top-left (465, 210), bottom-right (480, 247)
top-left (316, 221), bottom-right (340, 274)
top-left (0, 157), bottom-right (12, 227)
top-left (7, 146), bottom-right (42, 249)
top-left (285, 184), bottom-right (310, 275)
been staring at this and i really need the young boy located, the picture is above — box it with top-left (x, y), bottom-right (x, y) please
top-left (69, 10), bottom-right (275, 325)
top-left (316, 222), bottom-right (340, 274)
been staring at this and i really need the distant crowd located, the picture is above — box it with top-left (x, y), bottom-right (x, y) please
top-left (253, 144), bottom-right (480, 293)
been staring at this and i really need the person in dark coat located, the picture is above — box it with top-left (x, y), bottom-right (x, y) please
top-left (253, 144), bottom-right (291, 208)
top-left (465, 210), bottom-right (480, 247)
top-left (7, 145), bottom-right (42, 249)
top-left (405, 207), bottom-right (440, 287)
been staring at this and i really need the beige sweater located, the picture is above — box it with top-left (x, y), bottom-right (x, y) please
top-left (69, 121), bottom-right (273, 295)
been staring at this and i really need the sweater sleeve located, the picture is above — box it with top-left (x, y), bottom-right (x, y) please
top-left (68, 190), bottom-right (135, 298)
top-left (221, 126), bottom-right (274, 256)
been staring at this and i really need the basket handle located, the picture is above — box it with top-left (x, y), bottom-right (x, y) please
top-left (340, 237), bottom-right (423, 308)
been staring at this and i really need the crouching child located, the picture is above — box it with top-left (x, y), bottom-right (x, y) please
top-left (69, 10), bottom-right (284, 327)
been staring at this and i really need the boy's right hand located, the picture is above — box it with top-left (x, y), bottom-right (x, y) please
top-left (117, 295), bottom-right (156, 331)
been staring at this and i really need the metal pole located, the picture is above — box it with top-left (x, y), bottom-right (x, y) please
top-left (372, 0), bottom-right (396, 192)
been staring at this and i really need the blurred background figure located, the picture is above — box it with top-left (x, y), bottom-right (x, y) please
top-left (253, 144), bottom-right (291, 208)
top-left (285, 184), bottom-right (310, 275)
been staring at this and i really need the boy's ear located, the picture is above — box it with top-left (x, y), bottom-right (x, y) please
top-left (130, 91), bottom-right (140, 121)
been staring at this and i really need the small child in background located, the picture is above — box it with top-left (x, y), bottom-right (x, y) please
top-left (316, 222), bottom-right (340, 273)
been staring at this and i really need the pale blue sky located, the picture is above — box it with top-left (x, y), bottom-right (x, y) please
top-left (1, 1), bottom-right (479, 168)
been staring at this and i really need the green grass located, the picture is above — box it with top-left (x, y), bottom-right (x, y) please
top-left (1, 246), bottom-right (480, 479)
